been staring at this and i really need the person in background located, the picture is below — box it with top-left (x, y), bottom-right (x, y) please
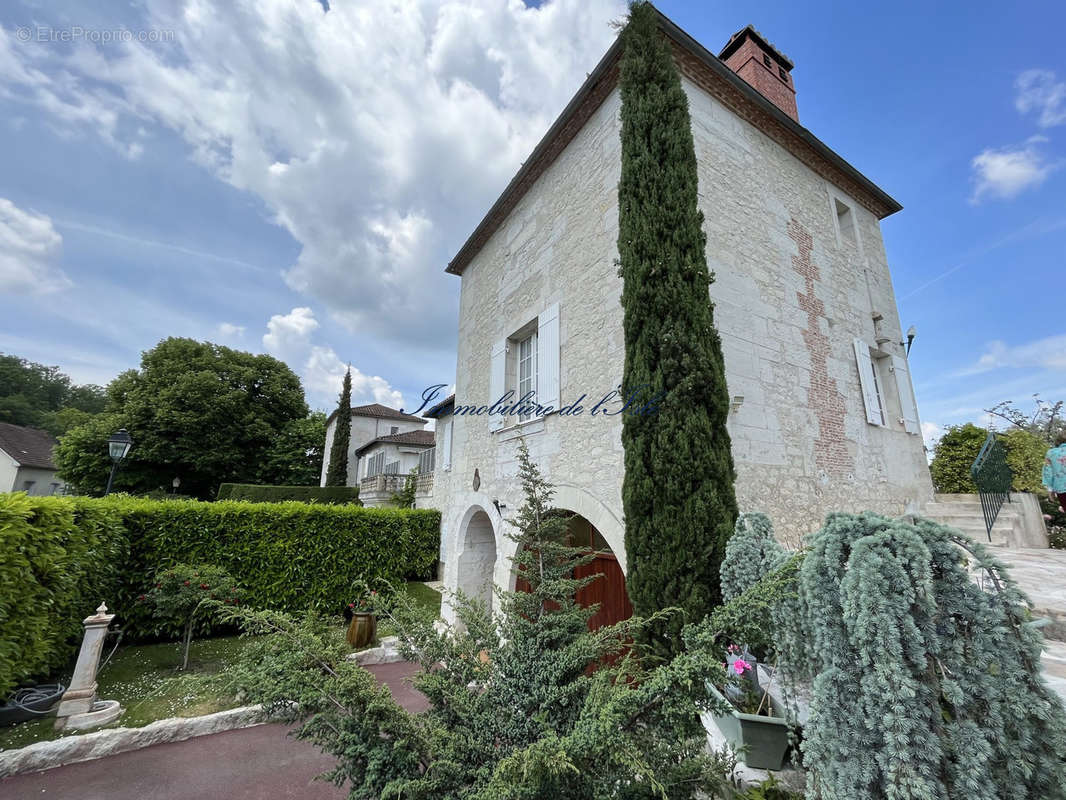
top-left (1043, 432), bottom-right (1066, 513)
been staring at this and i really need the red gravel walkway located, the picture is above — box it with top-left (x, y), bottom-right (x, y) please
top-left (0, 661), bottom-right (425, 800)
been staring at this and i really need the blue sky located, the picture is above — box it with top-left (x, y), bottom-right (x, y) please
top-left (0, 1), bottom-right (1063, 447)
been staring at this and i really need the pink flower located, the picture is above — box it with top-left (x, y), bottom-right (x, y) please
top-left (732, 659), bottom-right (751, 676)
top-left (727, 644), bottom-right (740, 653)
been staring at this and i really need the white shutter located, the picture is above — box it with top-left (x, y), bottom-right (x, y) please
top-left (537, 303), bottom-right (560, 412)
top-left (490, 338), bottom-right (506, 432)
top-left (853, 338), bottom-right (884, 426)
top-left (442, 419), bottom-right (453, 470)
top-left (891, 354), bottom-right (920, 434)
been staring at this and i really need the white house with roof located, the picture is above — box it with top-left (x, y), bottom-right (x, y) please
top-left (0, 422), bottom-right (68, 496)
top-left (428, 11), bottom-right (934, 626)
top-left (319, 402), bottom-right (430, 493)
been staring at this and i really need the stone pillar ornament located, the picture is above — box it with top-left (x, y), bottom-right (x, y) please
top-left (54, 602), bottom-right (123, 730)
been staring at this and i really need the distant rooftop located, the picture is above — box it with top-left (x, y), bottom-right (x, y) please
top-left (0, 422), bottom-right (58, 469)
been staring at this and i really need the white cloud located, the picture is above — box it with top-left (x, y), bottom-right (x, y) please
top-left (1, 1), bottom-right (625, 347)
top-left (921, 421), bottom-right (943, 452)
top-left (970, 138), bottom-right (1055, 202)
top-left (1016, 69), bottom-right (1066, 128)
top-left (963, 334), bottom-right (1066, 374)
top-left (217, 321), bottom-right (245, 338)
top-left (261, 306), bottom-right (403, 410)
top-left (0, 197), bottom-right (71, 293)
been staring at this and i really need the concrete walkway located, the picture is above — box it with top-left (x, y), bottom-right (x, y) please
top-left (0, 662), bottom-right (425, 800)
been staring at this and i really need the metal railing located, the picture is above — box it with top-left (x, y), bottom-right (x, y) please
top-left (970, 432), bottom-right (1013, 541)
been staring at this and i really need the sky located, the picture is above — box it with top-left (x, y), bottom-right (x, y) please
top-left (0, 0), bottom-right (1063, 448)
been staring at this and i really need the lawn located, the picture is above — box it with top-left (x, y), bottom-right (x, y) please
top-left (0, 581), bottom-right (442, 752)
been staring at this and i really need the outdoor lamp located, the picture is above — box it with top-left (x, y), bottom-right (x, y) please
top-left (104, 428), bottom-right (133, 496)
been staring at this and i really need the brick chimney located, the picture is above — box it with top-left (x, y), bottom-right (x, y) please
top-left (718, 25), bottom-right (798, 122)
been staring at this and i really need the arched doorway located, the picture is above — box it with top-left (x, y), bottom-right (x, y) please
top-left (515, 512), bottom-right (632, 631)
top-left (456, 508), bottom-right (497, 614)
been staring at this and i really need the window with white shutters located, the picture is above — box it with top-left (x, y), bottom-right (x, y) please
top-left (853, 338), bottom-right (885, 426)
top-left (491, 303), bottom-right (561, 431)
top-left (367, 451), bottom-right (385, 477)
top-left (517, 333), bottom-right (537, 422)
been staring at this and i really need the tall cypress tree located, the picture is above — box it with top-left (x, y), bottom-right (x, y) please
top-left (325, 367), bottom-right (351, 486)
top-left (617, 2), bottom-right (738, 658)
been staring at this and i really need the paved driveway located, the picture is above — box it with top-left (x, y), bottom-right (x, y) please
top-left (0, 662), bottom-right (426, 800)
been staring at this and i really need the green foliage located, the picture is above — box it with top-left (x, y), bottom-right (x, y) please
top-left (1000, 427), bottom-right (1048, 493)
top-left (54, 337), bottom-right (310, 499)
top-left (216, 483), bottom-right (360, 504)
top-left (0, 352), bottom-right (105, 434)
top-left (736, 777), bottom-right (803, 800)
top-left (325, 368), bottom-right (352, 487)
top-left (0, 493), bottom-right (128, 695)
top-left (617, 0), bottom-right (738, 659)
top-left (778, 512), bottom-right (1066, 799)
top-left (255, 411), bottom-right (327, 486)
top-left (141, 563), bottom-right (240, 670)
top-left (0, 494), bottom-right (439, 688)
top-left (720, 513), bottom-right (788, 602)
top-left (391, 469), bottom-right (418, 508)
top-left (213, 440), bottom-right (735, 799)
top-left (928, 422), bottom-right (987, 493)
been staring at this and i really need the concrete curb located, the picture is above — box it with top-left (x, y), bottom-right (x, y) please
top-left (0, 704), bottom-right (266, 778)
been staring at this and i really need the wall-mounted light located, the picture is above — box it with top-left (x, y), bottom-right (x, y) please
top-left (493, 499), bottom-right (506, 516)
top-left (903, 326), bottom-right (917, 356)
top-left (730, 395), bottom-right (744, 414)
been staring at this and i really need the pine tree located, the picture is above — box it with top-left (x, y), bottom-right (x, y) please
top-left (720, 512), bottom-right (788, 602)
top-left (617, 1), bottom-right (738, 657)
top-left (324, 367), bottom-right (351, 486)
top-left (216, 439), bottom-right (734, 799)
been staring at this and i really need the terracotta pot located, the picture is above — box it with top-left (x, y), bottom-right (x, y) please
top-left (346, 613), bottom-right (377, 648)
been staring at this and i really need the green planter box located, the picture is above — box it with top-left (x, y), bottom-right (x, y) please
top-left (705, 680), bottom-right (791, 771)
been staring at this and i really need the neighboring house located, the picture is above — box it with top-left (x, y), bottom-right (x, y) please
top-left (319, 403), bottom-right (428, 487)
top-left (356, 429), bottom-right (436, 508)
top-left (430, 12), bottom-right (933, 626)
top-left (0, 422), bottom-right (68, 496)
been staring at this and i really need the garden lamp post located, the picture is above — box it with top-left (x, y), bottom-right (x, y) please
top-left (104, 428), bottom-right (133, 497)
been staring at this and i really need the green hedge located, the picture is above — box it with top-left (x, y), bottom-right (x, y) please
top-left (0, 494), bottom-right (439, 693)
top-left (0, 494), bottom-right (128, 695)
top-left (217, 483), bottom-right (361, 504)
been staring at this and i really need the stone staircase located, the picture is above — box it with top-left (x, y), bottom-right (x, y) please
top-left (922, 493), bottom-right (1030, 548)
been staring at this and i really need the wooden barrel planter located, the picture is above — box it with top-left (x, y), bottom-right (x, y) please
top-left (346, 613), bottom-right (377, 648)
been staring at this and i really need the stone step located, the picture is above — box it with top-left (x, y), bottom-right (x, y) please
top-left (1042, 639), bottom-right (1066, 679)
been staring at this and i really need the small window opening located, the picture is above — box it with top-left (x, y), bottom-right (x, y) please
top-left (778, 66), bottom-right (789, 82)
top-left (835, 198), bottom-right (856, 246)
top-left (762, 53), bottom-right (772, 69)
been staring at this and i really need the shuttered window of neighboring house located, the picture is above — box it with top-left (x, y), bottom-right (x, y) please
top-left (418, 448), bottom-right (435, 475)
top-left (854, 338), bottom-right (885, 426)
top-left (367, 451), bottom-right (385, 477)
top-left (891, 354), bottom-right (921, 435)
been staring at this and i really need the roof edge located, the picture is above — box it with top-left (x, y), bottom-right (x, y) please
top-left (444, 5), bottom-right (901, 278)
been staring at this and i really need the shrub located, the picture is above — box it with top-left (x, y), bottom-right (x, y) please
top-left (720, 512), bottom-right (788, 602)
top-left (778, 512), bottom-right (1066, 798)
top-left (216, 483), bottom-right (361, 504)
top-left (112, 498), bottom-right (438, 634)
top-left (212, 440), bottom-right (734, 799)
top-left (140, 563), bottom-right (240, 670)
top-left (1000, 428), bottom-right (1049, 493)
top-left (929, 422), bottom-right (987, 493)
top-left (0, 493), bottom-right (128, 695)
top-left (0, 494), bottom-right (439, 689)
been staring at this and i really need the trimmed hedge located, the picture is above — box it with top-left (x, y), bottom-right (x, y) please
top-left (0, 494), bottom-right (128, 695)
top-left (217, 483), bottom-right (361, 505)
top-left (0, 494), bottom-right (439, 693)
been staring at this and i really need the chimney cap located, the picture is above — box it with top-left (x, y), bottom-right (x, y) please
top-left (718, 24), bottom-right (794, 71)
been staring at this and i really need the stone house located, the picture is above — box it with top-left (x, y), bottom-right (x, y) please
top-left (429, 11), bottom-right (933, 624)
top-left (319, 403), bottom-right (428, 489)
top-left (355, 429), bottom-right (436, 507)
top-left (0, 422), bottom-right (68, 495)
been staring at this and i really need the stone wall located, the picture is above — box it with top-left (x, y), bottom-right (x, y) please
top-left (436, 72), bottom-right (931, 620)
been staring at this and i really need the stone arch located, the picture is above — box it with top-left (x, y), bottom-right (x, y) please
top-left (551, 483), bottom-right (627, 572)
top-left (454, 503), bottom-right (499, 615)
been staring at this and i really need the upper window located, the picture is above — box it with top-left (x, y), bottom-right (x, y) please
top-left (366, 451), bottom-right (385, 477)
top-left (778, 66), bottom-right (789, 82)
top-left (517, 332), bottom-right (538, 422)
top-left (834, 198), bottom-right (856, 246)
top-left (22, 480), bottom-right (36, 493)
top-left (762, 53), bottom-right (772, 68)
top-left (390, 426), bottom-right (399, 435)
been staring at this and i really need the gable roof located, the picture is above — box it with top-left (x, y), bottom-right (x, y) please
top-left (445, 5), bottom-right (901, 277)
top-left (423, 394), bottom-right (455, 419)
top-left (0, 422), bottom-right (59, 470)
top-left (355, 429), bottom-right (435, 457)
top-left (326, 403), bottom-right (427, 427)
